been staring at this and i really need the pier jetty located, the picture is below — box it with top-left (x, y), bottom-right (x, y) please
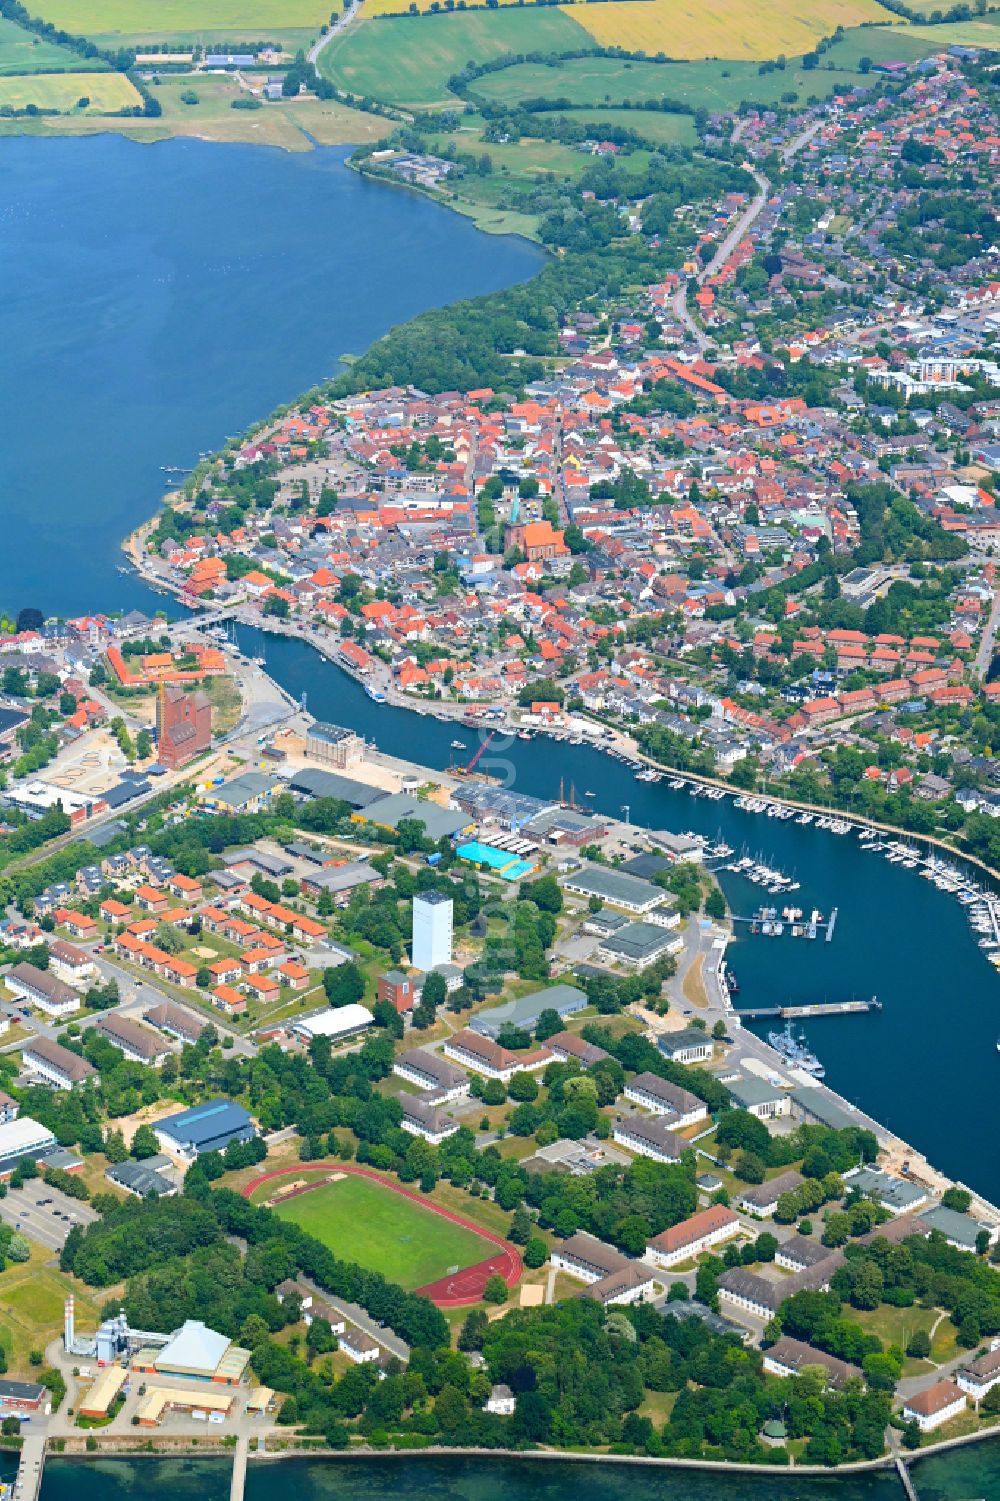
top-left (893, 1452), bottom-right (920, 1501)
top-left (230, 1433), bottom-right (249, 1501)
top-left (14, 1432), bottom-right (45, 1501)
top-left (738, 998), bottom-right (881, 1021)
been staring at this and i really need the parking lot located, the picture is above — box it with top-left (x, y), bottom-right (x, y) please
top-left (0, 1176), bottom-right (98, 1252)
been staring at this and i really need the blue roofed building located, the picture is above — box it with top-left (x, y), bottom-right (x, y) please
top-left (154, 1098), bottom-right (257, 1161)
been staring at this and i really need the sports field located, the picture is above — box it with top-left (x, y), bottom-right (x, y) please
top-left (320, 8), bottom-right (589, 107)
top-left (30, 0), bottom-right (330, 48)
top-left (0, 70), bottom-right (141, 111)
top-left (574, 0), bottom-right (894, 59)
top-left (251, 1167), bottom-right (500, 1292)
top-left (0, 15), bottom-right (101, 73)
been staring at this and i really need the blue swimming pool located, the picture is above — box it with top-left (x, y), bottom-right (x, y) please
top-left (455, 842), bottom-right (536, 880)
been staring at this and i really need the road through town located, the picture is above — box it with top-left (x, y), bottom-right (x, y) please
top-left (670, 118), bottom-right (822, 348)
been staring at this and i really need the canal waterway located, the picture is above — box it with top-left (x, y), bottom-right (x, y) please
top-left (0, 134), bottom-right (542, 619)
top-left (31, 1443), bottom-right (1000, 1500)
top-left (235, 626), bottom-right (1000, 1207)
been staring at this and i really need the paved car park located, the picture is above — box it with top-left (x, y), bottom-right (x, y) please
top-left (0, 1175), bottom-right (98, 1252)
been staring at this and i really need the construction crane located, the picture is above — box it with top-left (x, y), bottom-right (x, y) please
top-left (464, 731), bottom-right (496, 775)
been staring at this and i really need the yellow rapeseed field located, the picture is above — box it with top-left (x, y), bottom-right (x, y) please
top-left (574, 0), bottom-right (894, 60)
top-left (0, 70), bottom-right (141, 111)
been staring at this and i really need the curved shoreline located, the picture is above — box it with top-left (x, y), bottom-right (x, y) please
top-left (33, 1427), bottom-right (1000, 1477)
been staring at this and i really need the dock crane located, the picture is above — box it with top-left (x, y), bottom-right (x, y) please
top-left (463, 731), bottom-right (496, 775)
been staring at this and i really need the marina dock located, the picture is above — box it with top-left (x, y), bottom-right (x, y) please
top-left (730, 906), bottom-right (837, 941)
top-left (893, 1452), bottom-right (920, 1501)
top-left (230, 1432), bottom-right (249, 1501)
top-left (738, 998), bottom-right (881, 1021)
top-left (14, 1432), bottom-right (45, 1501)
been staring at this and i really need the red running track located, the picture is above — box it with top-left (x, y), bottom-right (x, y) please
top-left (241, 1161), bottom-right (523, 1308)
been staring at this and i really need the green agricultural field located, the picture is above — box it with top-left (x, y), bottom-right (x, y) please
top-left (31, 0), bottom-right (332, 50)
top-left (823, 19), bottom-right (996, 68)
top-left (0, 70), bottom-right (140, 112)
top-left (90, 26), bottom-right (320, 50)
top-left (469, 54), bottom-right (872, 113)
top-left (320, 8), bottom-right (590, 107)
top-left (264, 1173), bottom-right (493, 1290)
top-left (0, 15), bottom-right (102, 73)
top-left (555, 107), bottom-right (696, 146)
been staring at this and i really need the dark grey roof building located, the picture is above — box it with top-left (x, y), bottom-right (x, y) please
top-left (107, 1156), bottom-right (178, 1199)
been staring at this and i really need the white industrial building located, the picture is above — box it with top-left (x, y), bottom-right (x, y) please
top-left (292, 1003), bottom-right (373, 1045)
top-left (0, 1117), bottom-right (57, 1176)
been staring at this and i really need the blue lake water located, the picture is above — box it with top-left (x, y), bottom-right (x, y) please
top-left (0, 134), bottom-right (542, 618)
top-left (31, 1444), bottom-right (1000, 1500)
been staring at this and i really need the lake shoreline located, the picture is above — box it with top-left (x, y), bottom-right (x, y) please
top-left (29, 1426), bottom-right (1000, 1477)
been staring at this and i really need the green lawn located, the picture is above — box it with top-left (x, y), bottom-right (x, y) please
top-left (0, 15), bottom-right (102, 73)
top-left (0, 1245), bottom-right (101, 1374)
top-left (851, 1303), bottom-right (959, 1367)
top-left (320, 8), bottom-right (589, 107)
top-left (264, 1173), bottom-right (493, 1290)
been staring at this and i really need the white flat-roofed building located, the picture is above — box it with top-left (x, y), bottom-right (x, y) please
top-left (842, 1166), bottom-right (929, 1215)
top-left (596, 921), bottom-right (678, 971)
top-left (612, 1114), bottom-right (684, 1164)
top-left (902, 1380), bottom-right (967, 1432)
top-left (728, 1076), bottom-right (791, 1120)
top-left (291, 1003), bottom-right (373, 1045)
top-left (0, 1116), bottom-right (57, 1177)
top-left (393, 1048), bottom-right (469, 1103)
top-left (657, 1029), bottom-right (714, 1066)
top-left (562, 864), bottom-right (664, 914)
top-left (622, 1072), bottom-right (707, 1128)
top-left (644, 1206), bottom-right (741, 1269)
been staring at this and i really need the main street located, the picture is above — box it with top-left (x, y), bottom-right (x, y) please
top-left (974, 581), bottom-right (1000, 678)
top-left (670, 118), bottom-right (822, 349)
